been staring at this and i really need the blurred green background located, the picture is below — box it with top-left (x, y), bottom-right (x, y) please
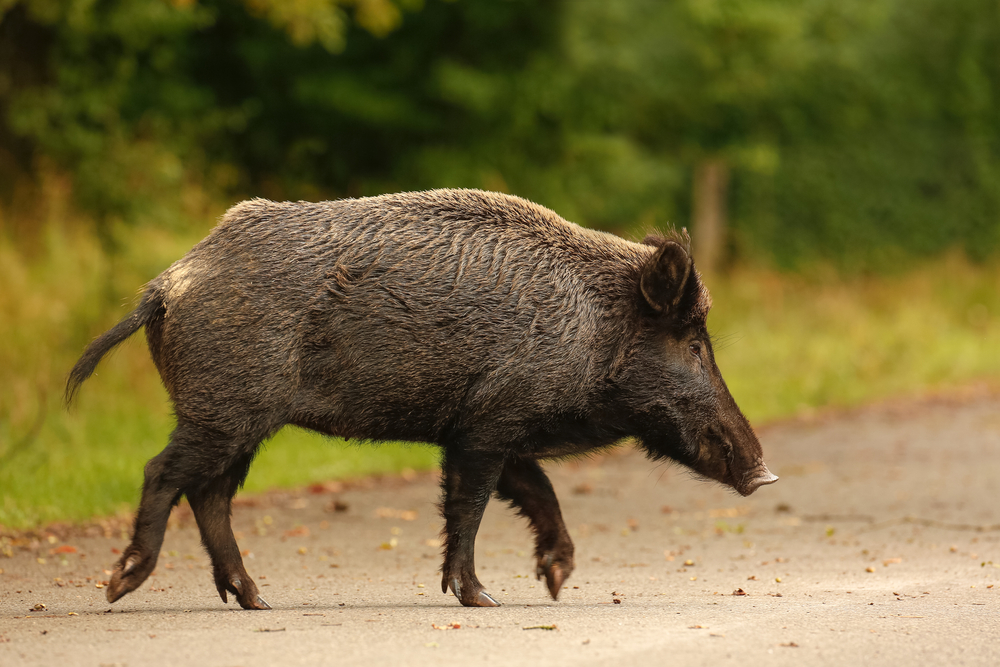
top-left (1, 0), bottom-right (998, 529)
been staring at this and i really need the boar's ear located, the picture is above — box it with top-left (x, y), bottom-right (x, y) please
top-left (640, 241), bottom-right (692, 314)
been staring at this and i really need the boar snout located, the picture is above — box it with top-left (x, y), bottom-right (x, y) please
top-left (736, 462), bottom-right (779, 497)
top-left (694, 421), bottom-right (777, 496)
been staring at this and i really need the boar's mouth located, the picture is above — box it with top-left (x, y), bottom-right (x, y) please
top-left (734, 462), bottom-right (779, 497)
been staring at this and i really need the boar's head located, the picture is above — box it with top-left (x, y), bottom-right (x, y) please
top-left (621, 234), bottom-right (777, 497)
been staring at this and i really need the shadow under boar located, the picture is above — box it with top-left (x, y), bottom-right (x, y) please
top-left (66, 189), bottom-right (777, 609)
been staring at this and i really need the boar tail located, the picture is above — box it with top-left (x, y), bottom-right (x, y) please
top-left (65, 288), bottom-right (165, 406)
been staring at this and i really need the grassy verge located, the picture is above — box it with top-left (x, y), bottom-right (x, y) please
top-left (708, 257), bottom-right (1000, 422)
top-left (1, 222), bottom-right (998, 529)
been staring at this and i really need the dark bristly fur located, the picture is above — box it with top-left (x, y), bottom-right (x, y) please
top-left (67, 188), bottom-right (776, 610)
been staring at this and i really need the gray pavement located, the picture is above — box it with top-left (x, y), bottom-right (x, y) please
top-left (2, 390), bottom-right (998, 665)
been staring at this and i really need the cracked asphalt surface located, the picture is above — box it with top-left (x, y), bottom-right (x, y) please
top-left (2, 388), bottom-right (998, 666)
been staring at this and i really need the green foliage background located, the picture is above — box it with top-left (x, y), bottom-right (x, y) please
top-left (3, 0), bottom-right (999, 264)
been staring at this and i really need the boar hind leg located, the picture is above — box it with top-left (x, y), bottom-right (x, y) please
top-left (495, 458), bottom-right (575, 600)
top-left (106, 434), bottom-right (188, 603)
top-left (439, 450), bottom-right (505, 607)
top-left (187, 458), bottom-right (270, 611)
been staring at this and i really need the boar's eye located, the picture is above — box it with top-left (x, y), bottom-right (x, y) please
top-left (689, 342), bottom-right (702, 358)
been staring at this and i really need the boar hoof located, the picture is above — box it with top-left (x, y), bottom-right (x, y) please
top-left (235, 583), bottom-right (270, 610)
top-left (105, 579), bottom-right (128, 604)
top-left (246, 595), bottom-right (271, 610)
top-left (535, 554), bottom-right (553, 580)
top-left (474, 591), bottom-right (501, 607)
top-left (445, 576), bottom-right (501, 607)
top-left (121, 555), bottom-right (141, 576)
top-left (448, 577), bottom-right (461, 600)
top-left (536, 553), bottom-right (571, 600)
top-left (544, 565), bottom-right (566, 600)
top-left (106, 554), bottom-right (152, 603)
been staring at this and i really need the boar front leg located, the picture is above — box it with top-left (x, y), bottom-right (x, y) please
top-left (439, 449), bottom-right (505, 607)
top-left (495, 457), bottom-right (575, 599)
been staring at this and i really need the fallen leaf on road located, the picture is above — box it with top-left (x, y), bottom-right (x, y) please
top-left (254, 628), bottom-right (287, 632)
top-left (432, 623), bottom-right (461, 630)
top-left (780, 642), bottom-right (799, 648)
top-left (732, 589), bottom-right (747, 596)
top-left (883, 558), bottom-right (902, 566)
top-left (49, 545), bottom-right (77, 555)
top-left (30, 603), bottom-right (46, 612)
top-left (523, 625), bottom-right (558, 631)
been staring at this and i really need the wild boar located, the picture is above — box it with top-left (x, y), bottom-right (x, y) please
top-left (66, 189), bottom-right (777, 609)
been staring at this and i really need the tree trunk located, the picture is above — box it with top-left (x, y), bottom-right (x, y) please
top-left (691, 158), bottom-right (730, 273)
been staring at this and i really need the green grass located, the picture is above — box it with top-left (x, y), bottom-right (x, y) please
top-left (707, 259), bottom-right (1000, 421)
top-left (1, 221), bottom-right (998, 529)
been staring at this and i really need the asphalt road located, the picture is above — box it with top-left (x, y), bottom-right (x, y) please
top-left (2, 388), bottom-right (998, 666)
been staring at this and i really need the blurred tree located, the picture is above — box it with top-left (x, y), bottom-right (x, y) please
top-left (732, 0), bottom-right (1000, 268)
top-left (546, 0), bottom-right (888, 268)
top-left (0, 0), bottom-right (423, 245)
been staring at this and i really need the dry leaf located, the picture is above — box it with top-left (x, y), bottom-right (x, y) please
top-left (50, 545), bottom-right (78, 555)
top-left (432, 623), bottom-right (461, 630)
